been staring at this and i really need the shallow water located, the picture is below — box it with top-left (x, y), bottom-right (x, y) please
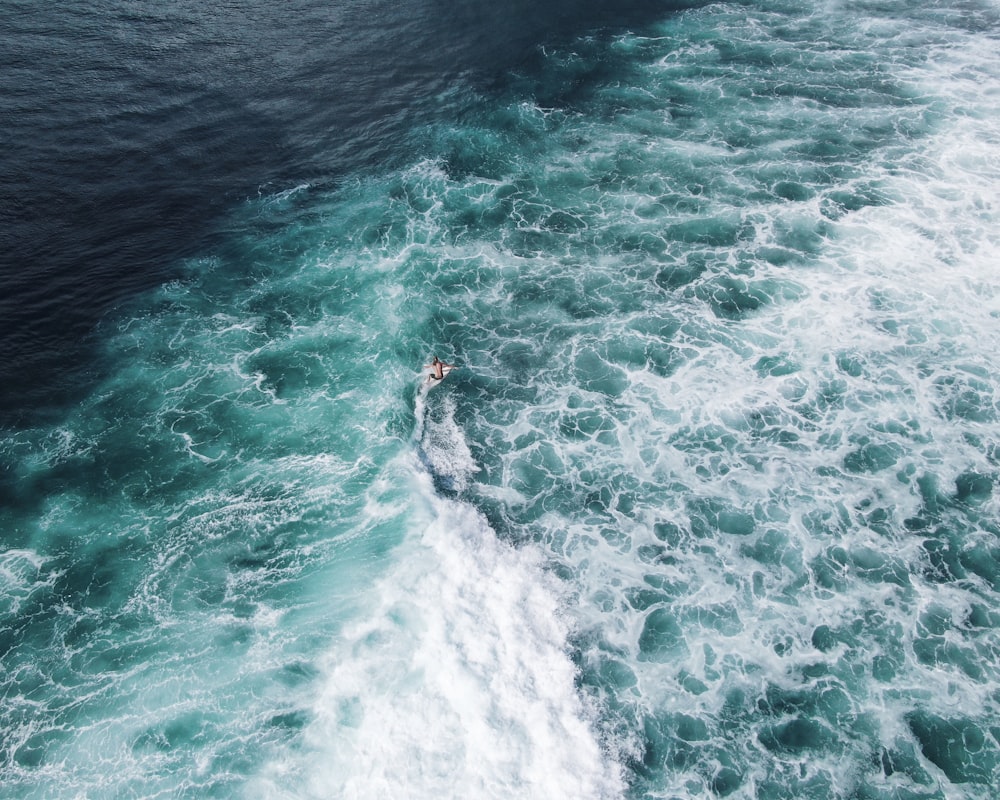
top-left (2, 1), bottom-right (999, 798)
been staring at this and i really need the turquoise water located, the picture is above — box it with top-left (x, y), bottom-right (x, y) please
top-left (3, 2), bottom-right (1000, 797)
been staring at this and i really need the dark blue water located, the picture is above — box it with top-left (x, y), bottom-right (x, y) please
top-left (0, 0), bottom-right (674, 425)
top-left (2, 1), bottom-right (999, 798)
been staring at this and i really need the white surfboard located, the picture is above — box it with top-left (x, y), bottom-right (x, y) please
top-left (426, 364), bottom-right (456, 388)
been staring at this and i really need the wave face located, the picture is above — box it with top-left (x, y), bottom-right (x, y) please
top-left (2, 1), bottom-right (1000, 798)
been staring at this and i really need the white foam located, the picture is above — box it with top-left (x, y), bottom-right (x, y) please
top-left (251, 455), bottom-right (623, 799)
top-left (420, 394), bottom-right (480, 492)
top-left (0, 549), bottom-right (56, 617)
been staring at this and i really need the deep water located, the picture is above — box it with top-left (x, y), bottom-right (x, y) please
top-left (2, 1), bottom-right (999, 798)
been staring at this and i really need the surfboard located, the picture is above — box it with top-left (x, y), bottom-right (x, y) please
top-left (426, 364), bottom-right (456, 388)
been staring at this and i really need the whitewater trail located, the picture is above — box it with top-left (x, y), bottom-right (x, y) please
top-left (250, 376), bottom-right (624, 799)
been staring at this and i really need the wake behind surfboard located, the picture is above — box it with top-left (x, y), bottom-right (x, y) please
top-left (414, 363), bottom-right (457, 445)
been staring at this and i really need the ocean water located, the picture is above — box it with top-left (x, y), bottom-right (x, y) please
top-left (2, 1), bottom-right (1000, 798)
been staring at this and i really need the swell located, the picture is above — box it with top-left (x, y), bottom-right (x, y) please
top-left (0, 0), bottom-right (693, 427)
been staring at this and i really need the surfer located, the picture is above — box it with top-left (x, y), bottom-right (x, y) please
top-left (424, 355), bottom-right (456, 382)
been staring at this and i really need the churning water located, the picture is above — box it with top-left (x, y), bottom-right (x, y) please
top-left (2, 1), bottom-right (999, 798)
